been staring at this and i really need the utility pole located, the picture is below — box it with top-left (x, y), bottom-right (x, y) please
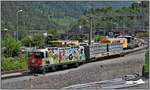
top-left (89, 16), bottom-right (92, 45)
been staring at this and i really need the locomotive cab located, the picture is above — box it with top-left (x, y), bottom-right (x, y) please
top-left (28, 48), bottom-right (48, 72)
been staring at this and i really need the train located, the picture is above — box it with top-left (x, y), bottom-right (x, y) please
top-left (100, 35), bottom-right (139, 49)
top-left (28, 43), bottom-right (124, 73)
top-left (100, 38), bottom-right (128, 49)
top-left (117, 35), bottom-right (139, 49)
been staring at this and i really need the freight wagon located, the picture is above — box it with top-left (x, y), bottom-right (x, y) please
top-left (84, 43), bottom-right (123, 60)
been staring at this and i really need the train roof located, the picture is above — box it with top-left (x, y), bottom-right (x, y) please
top-left (108, 38), bottom-right (127, 40)
top-left (33, 48), bottom-right (48, 52)
top-left (50, 40), bottom-right (79, 42)
top-left (118, 35), bottom-right (132, 38)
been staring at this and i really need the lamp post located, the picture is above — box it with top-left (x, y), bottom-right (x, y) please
top-left (16, 9), bottom-right (23, 41)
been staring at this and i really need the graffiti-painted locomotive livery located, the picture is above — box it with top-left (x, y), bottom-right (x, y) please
top-left (28, 46), bottom-right (85, 73)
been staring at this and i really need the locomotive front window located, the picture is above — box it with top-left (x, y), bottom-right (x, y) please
top-left (29, 52), bottom-right (44, 58)
top-left (35, 52), bottom-right (44, 58)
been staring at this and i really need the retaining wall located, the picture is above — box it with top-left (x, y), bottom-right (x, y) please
top-left (98, 54), bottom-right (145, 80)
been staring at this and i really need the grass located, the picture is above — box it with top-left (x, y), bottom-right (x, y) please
top-left (1, 55), bottom-right (28, 72)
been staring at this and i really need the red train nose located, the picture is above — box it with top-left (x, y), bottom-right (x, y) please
top-left (29, 58), bottom-right (43, 66)
top-left (37, 59), bottom-right (42, 65)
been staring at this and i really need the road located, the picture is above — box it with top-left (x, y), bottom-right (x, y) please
top-left (125, 79), bottom-right (149, 89)
top-left (62, 77), bottom-right (149, 89)
top-left (1, 49), bottom-right (148, 89)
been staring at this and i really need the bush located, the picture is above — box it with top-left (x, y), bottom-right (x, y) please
top-left (1, 55), bottom-right (28, 72)
top-left (144, 52), bottom-right (149, 73)
top-left (2, 35), bottom-right (21, 57)
top-left (95, 35), bottom-right (105, 42)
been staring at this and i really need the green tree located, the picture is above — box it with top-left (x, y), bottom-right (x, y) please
top-left (46, 28), bottom-right (60, 42)
top-left (21, 35), bottom-right (34, 47)
top-left (77, 4), bottom-right (149, 33)
top-left (48, 28), bottom-right (59, 35)
top-left (21, 34), bottom-right (45, 47)
top-left (33, 34), bottom-right (45, 46)
top-left (2, 35), bottom-right (21, 57)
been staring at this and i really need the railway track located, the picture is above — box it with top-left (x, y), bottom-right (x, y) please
top-left (2, 69), bottom-right (28, 75)
top-left (1, 46), bottom-right (147, 79)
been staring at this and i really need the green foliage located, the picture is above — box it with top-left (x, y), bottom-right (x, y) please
top-left (78, 16), bottom-right (89, 27)
top-left (21, 35), bottom-right (34, 47)
top-left (144, 52), bottom-right (149, 73)
top-left (48, 28), bottom-right (59, 36)
top-left (1, 1), bottom-right (135, 32)
top-left (1, 55), bottom-right (28, 71)
top-left (2, 35), bottom-right (21, 57)
top-left (78, 2), bottom-right (149, 32)
top-left (67, 34), bottom-right (86, 42)
top-left (21, 34), bottom-right (45, 47)
top-left (33, 34), bottom-right (45, 46)
top-left (45, 28), bottom-right (60, 43)
top-left (1, 1), bottom-right (149, 38)
top-left (95, 35), bottom-right (104, 42)
top-left (68, 35), bottom-right (80, 40)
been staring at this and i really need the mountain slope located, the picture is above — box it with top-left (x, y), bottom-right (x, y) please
top-left (1, 1), bottom-right (133, 31)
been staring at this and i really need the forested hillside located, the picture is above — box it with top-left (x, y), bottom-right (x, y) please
top-left (1, 1), bottom-right (133, 32)
top-left (76, 1), bottom-right (149, 31)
